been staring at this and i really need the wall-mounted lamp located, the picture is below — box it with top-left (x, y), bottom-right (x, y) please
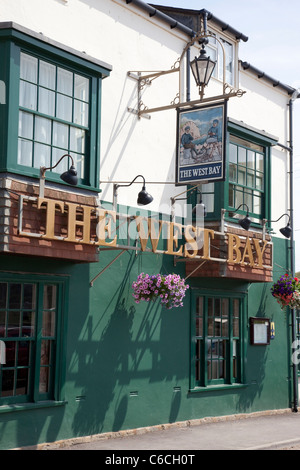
top-left (190, 39), bottom-right (216, 99)
top-left (262, 213), bottom-right (292, 240)
top-left (113, 175), bottom-right (153, 211)
top-left (128, 13), bottom-right (245, 120)
top-left (221, 204), bottom-right (251, 233)
top-left (39, 153), bottom-right (78, 197)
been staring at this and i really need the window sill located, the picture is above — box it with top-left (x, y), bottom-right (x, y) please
top-left (189, 383), bottom-right (247, 393)
top-left (0, 400), bottom-right (67, 414)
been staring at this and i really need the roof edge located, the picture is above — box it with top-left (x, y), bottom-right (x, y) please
top-left (240, 61), bottom-right (297, 96)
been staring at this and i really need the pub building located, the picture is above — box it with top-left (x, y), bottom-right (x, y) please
top-left (0, 0), bottom-right (298, 449)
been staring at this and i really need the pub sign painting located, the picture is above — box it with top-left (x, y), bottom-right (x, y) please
top-left (176, 102), bottom-right (227, 184)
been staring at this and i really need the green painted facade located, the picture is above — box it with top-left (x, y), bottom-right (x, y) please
top-left (0, 235), bottom-right (293, 449)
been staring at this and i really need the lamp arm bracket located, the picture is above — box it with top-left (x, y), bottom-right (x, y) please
top-left (115, 175), bottom-right (146, 190)
top-left (40, 153), bottom-right (74, 178)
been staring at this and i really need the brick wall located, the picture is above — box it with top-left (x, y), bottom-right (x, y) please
top-left (0, 177), bottom-right (100, 263)
top-left (185, 225), bottom-right (273, 282)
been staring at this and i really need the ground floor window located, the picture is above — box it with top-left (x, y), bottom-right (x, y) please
top-left (191, 291), bottom-right (245, 389)
top-left (0, 274), bottom-right (67, 405)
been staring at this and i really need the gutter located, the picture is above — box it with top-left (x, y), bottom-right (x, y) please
top-left (199, 8), bottom-right (248, 42)
top-left (240, 61), bottom-right (296, 96)
top-left (125, 0), bottom-right (194, 36)
top-left (288, 90), bottom-right (300, 413)
top-left (125, 1), bottom-right (249, 42)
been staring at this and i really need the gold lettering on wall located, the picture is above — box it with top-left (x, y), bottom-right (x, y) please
top-left (227, 233), bottom-right (242, 264)
top-left (166, 222), bottom-right (183, 256)
top-left (64, 202), bottom-right (93, 243)
top-left (38, 197), bottom-right (64, 239)
top-left (241, 238), bottom-right (255, 267)
top-left (18, 197), bottom-right (272, 269)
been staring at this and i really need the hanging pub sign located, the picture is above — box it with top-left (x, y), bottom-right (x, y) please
top-left (176, 102), bottom-right (227, 184)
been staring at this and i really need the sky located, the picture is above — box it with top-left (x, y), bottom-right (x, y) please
top-left (150, 0), bottom-right (300, 271)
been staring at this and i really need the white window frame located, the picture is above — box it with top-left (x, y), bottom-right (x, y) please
top-left (206, 30), bottom-right (236, 87)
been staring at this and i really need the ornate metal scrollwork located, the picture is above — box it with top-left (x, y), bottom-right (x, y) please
top-left (170, 93), bottom-right (180, 106)
top-left (224, 83), bottom-right (246, 97)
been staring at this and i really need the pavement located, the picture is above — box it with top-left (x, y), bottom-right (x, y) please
top-left (36, 409), bottom-right (300, 451)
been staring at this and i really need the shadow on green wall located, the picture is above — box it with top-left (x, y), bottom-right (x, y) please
top-left (69, 250), bottom-right (189, 436)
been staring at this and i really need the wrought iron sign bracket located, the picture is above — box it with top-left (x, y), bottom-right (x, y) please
top-left (127, 32), bottom-right (246, 120)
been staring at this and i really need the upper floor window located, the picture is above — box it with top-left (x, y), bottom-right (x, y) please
top-left (228, 135), bottom-right (265, 223)
top-left (206, 32), bottom-right (234, 85)
top-left (19, 52), bottom-right (89, 180)
top-left (188, 122), bottom-right (273, 225)
top-left (0, 25), bottom-right (111, 190)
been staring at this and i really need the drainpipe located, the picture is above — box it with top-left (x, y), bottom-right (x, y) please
top-left (289, 90), bottom-right (300, 412)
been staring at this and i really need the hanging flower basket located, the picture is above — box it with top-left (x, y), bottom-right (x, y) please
top-left (132, 273), bottom-right (189, 309)
top-left (271, 274), bottom-right (300, 309)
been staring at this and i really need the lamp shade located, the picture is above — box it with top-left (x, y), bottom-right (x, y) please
top-left (190, 46), bottom-right (216, 88)
top-left (60, 165), bottom-right (78, 186)
top-left (137, 186), bottom-right (153, 206)
top-left (239, 215), bottom-right (251, 231)
top-left (280, 223), bottom-right (292, 239)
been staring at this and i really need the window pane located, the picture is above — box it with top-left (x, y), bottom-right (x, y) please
top-left (248, 150), bottom-right (255, 168)
top-left (202, 193), bottom-right (214, 213)
top-left (237, 167), bottom-right (246, 185)
top-left (57, 68), bottom-right (73, 96)
top-left (39, 60), bottom-right (56, 89)
top-left (74, 74), bottom-right (89, 101)
top-left (35, 116), bottom-right (52, 144)
top-left (18, 139), bottom-right (33, 166)
top-left (256, 175), bottom-right (264, 190)
top-left (42, 311), bottom-right (55, 337)
top-left (53, 121), bottom-right (69, 149)
top-left (245, 191), bottom-right (252, 212)
top-left (229, 163), bottom-right (237, 182)
top-left (23, 284), bottom-right (36, 310)
top-left (70, 127), bottom-right (85, 153)
top-left (0, 312), bottom-right (5, 337)
top-left (9, 284), bottom-right (21, 309)
top-left (74, 100), bottom-right (89, 127)
top-left (39, 367), bottom-right (50, 393)
top-left (73, 154), bottom-right (84, 179)
top-left (235, 189), bottom-right (243, 208)
top-left (253, 193), bottom-right (261, 215)
top-left (20, 53), bottom-right (38, 83)
top-left (56, 93), bottom-right (72, 122)
top-left (41, 340), bottom-right (51, 365)
top-left (7, 311), bottom-right (21, 336)
top-left (19, 111), bottom-right (33, 139)
top-left (43, 285), bottom-right (57, 309)
top-left (38, 87), bottom-right (55, 116)
top-left (229, 184), bottom-right (234, 207)
top-left (34, 142), bottom-right (51, 169)
top-left (0, 284), bottom-right (7, 309)
top-left (229, 143), bottom-right (237, 163)
top-left (247, 169), bottom-right (255, 188)
top-left (16, 368), bottom-right (29, 396)
top-left (52, 148), bottom-right (68, 173)
top-left (256, 153), bottom-right (264, 171)
top-left (19, 81), bottom-right (37, 110)
top-left (1, 370), bottom-right (14, 397)
top-left (22, 311), bottom-right (35, 337)
top-left (238, 147), bottom-right (246, 166)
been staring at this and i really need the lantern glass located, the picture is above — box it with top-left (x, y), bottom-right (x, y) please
top-left (190, 48), bottom-right (216, 88)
